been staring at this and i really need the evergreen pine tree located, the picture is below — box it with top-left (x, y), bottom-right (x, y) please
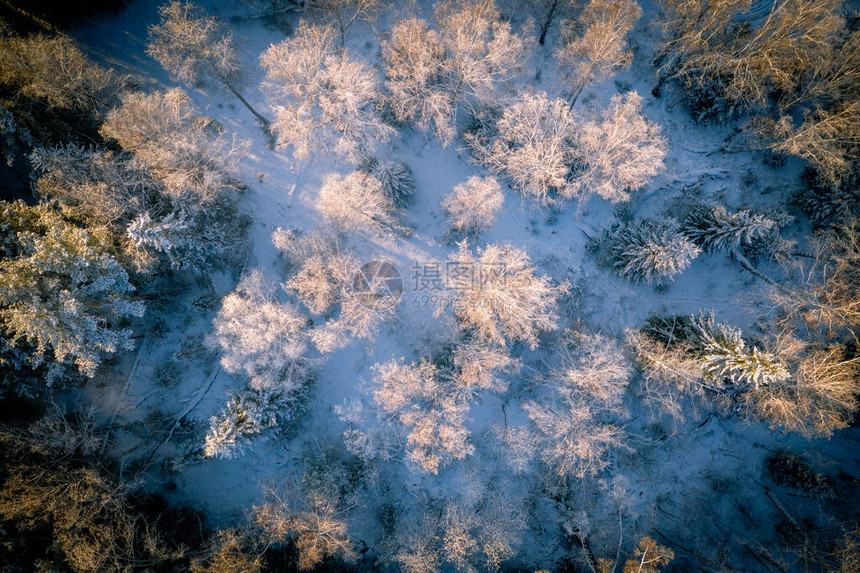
top-left (693, 312), bottom-right (790, 390)
top-left (360, 157), bottom-right (416, 208)
top-left (683, 203), bottom-right (776, 252)
top-left (0, 202), bottom-right (144, 379)
top-left (609, 217), bottom-right (700, 284)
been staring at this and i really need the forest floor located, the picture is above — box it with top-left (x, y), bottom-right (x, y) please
top-left (70, 0), bottom-right (860, 570)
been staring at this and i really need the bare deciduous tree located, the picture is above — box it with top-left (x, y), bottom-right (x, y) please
top-left (652, 0), bottom-right (750, 96)
top-left (30, 144), bottom-right (163, 228)
top-left (467, 92), bottom-right (576, 204)
top-left (556, 0), bottom-right (642, 106)
top-left (381, 0), bottom-right (528, 144)
top-left (555, 331), bottom-right (632, 410)
top-left (0, 31), bottom-right (122, 114)
top-left (255, 466), bottom-right (357, 570)
top-left (317, 170), bottom-right (397, 234)
top-left (372, 358), bottom-right (473, 474)
top-left (568, 91), bottom-right (667, 203)
top-left (261, 22), bottom-right (394, 161)
top-left (445, 242), bottom-right (564, 348)
top-left (273, 229), bottom-right (398, 353)
top-left (207, 270), bottom-right (309, 378)
top-left (753, 101), bottom-right (860, 188)
top-left (101, 88), bottom-right (248, 201)
top-left (523, 399), bottom-right (625, 478)
top-left (148, 0), bottom-right (270, 126)
top-left (441, 175), bottom-right (504, 236)
top-left (305, 0), bottom-right (383, 47)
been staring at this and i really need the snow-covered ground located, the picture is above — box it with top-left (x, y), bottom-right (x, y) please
top-left (71, 1), bottom-right (860, 570)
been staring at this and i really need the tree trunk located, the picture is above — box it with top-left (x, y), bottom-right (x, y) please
top-left (224, 80), bottom-right (271, 128)
top-left (538, 0), bottom-right (560, 46)
top-left (567, 87), bottom-right (582, 110)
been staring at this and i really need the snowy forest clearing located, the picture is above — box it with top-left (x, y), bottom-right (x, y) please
top-left (0, 0), bottom-right (858, 570)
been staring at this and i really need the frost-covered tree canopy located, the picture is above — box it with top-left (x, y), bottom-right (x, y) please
top-left (381, 0), bottom-right (528, 144)
top-left (4, 1), bottom-right (860, 570)
top-left (261, 22), bottom-right (394, 161)
top-left (446, 242), bottom-right (564, 348)
top-left (0, 202), bottom-right (144, 379)
top-left (208, 270), bottom-right (309, 378)
top-left (441, 175), bottom-right (504, 236)
top-left (568, 91), bottom-right (667, 203)
top-left (101, 88), bottom-right (248, 201)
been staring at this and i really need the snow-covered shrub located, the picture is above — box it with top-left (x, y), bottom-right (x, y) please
top-left (609, 217), bottom-right (700, 284)
top-left (556, 0), bottom-right (641, 104)
top-left (569, 92), bottom-right (667, 203)
top-left (100, 88), bottom-right (248, 201)
top-left (207, 270), bottom-right (309, 378)
top-left (260, 22), bottom-right (394, 162)
top-left (445, 242), bottom-right (564, 348)
top-left (441, 175), bottom-right (504, 237)
top-left (683, 203), bottom-right (776, 253)
top-left (0, 202), bottom-right (144, 379)
top-left (381, 1), bottom-right (528, 144)
top-left (316, 170), bottom-right (396, 234)
top-left (360, 157), bottom-right (416, 208)
top-left (693, 312), bottom-right (790, 390)
top-left (467, 93), bottom-right (577, 204)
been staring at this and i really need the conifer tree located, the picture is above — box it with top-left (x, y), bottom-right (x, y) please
top-left (359, 157), bottom-right (416, 208)
top-left (693, 312), bottom-right (790, 390)
top-left (0, 202), bottom-right (144, 380)
top-left (683, 203), bottom-right (776, 253)
top-left (609, 217), bottom-right (700, 284)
